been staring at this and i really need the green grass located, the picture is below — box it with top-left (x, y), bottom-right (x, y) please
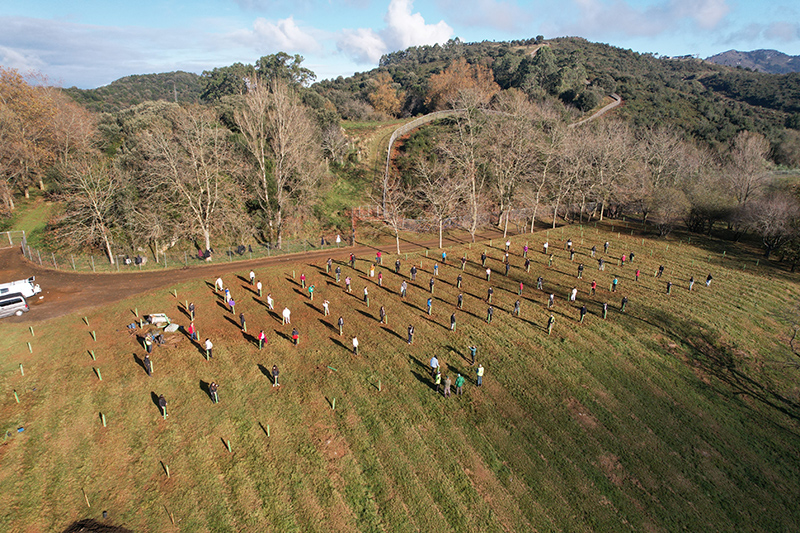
top-left (6, 193), bottom-right (56, 248)
top-left (1, 225), bottom-right (799, 531)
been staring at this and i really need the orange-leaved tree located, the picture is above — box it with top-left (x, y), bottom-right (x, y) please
top-left (424, 58), bottom-right (500, 111)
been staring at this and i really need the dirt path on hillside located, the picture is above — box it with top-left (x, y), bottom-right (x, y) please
top-left (0, 228), bottom-right (519, 323)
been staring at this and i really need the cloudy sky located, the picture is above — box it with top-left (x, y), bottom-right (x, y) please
top-left (2, 0), bottom-right (798, 89)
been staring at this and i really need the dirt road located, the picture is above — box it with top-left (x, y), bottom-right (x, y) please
top-left (0, 228), bottom-right (516, 323)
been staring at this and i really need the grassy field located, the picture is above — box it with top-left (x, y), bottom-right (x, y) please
top-left (1, 225), bottom-right (799, 532)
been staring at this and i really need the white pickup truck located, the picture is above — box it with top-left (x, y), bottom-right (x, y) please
top-left (0, 277), bottom-right (42, 299)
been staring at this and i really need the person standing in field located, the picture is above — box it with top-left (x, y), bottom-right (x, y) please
top-left (345, 276), bottom-right (352, 292)
top-left (205, 338), bottom-right (213, 358)
top-left (444, 376), bottom-right (452, 398)
top-left (215, 277), bottom-right (223, 292)
top-left (209, 382), bottom-right (219, 403)
top-left (335, 266), bottom-right (341, 283)
top-left (326, 258), bottom-right (332, 274)
top-left (456, 274), bottom-right (462, 289)
top-left (450, 313), bottom-right (456, 332)
top-left (455, 373), bottom-right (465, 395)
top-left (580, 305), bottom-right (587, 323)
top-left (323, 299), bottom-right (330, 316)
top-left (407, 325), bottom-right (415, 345)
top-left (457, 293), bottom-right (463, 309)
top-left (434, 368), bottom-right (442, 394)
top-left (258, 330), bottom-right (266, 349)
top-left (249, 270), bottom-right (256, 285)
top-left (380, 306), bottom-right (386, 324)
top-left (267, 293), bottom-right (274, 310)
top-left (239, 312), bottom-right (246, 332)
top-left (429, 355), bottom-right (439, 378)
top-left (158, 394), bottom-right (168, 418)
top-left (256, 280), bottom-right (263, 297)
top-left (188, 302), bottom-right (195, 320)
top-left (352, 336), bottom-right (359, 355)
top-left (486, 306), bottom-right (494, 323)
top-left (706, 273), bottom-right (713, 286)
top-left (338, 316), bottom-right (344, 336)
top-left (187, 322), bottom-right (198, 341)
top-left (400, 280), bottom-right (408, 298)
top-left (591, 280), bottom-right (597, 296)
top-left (476, 364), bottom-right (484, 386)
top-left (514, 299), bottom-right (521, 316)
top-left (469, 345), bottom-right (477, 365)
top-left (143, 354), bottom-right (152, 376)
top-left (292, 328), bottom-right (299, 346)
top-left (689, 277), bottom-right (695, 291)
top-left (272, 365), bottom-right (279, 387)
top-left (547, 314), bottom-right (555, 335)
top-left (282, 307), bottom-right (291, 325)
top-left (395, 259), bottom-right (401, 274)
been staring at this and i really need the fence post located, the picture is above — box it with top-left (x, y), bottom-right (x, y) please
top-left (37, 250), bottom-right (42, 265)
top-left (91, 256), bottom-right (95, 272)
top-left (71, 255), bottom-right (76, 270)
top-left (52, 253), bottom-right (57, 269)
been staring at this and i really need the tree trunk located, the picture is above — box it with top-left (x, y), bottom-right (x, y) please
top-left (395, 229), bottom-right (401, 254)
top-left (101, 227), bottom-right (115, 265)
top-left (203, 229), bottom-right (211, 253)
top-left (503, 210), bottom-right (509, 238)
top-left (439, 219), bottom-right (443, 249)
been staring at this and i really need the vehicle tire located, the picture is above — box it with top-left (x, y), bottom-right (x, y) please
top-left (15, 310), bottom-right (23, 316)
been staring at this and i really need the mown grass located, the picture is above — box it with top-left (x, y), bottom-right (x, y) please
top-left (1, 224), bottom-right (799, 532)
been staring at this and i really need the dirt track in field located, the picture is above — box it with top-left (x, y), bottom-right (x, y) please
top-left (0, 229), bottom-right (514, 323)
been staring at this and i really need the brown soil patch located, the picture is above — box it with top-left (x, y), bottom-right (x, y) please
top-left (567, 398), bottom-right (599, 429)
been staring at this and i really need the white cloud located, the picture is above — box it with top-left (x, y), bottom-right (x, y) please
top-left (560, 0), bottom-right (731, 39)
top-left (382, 0), bottom-right (453, 49)
top-left (337, 0), bottom-right (453, 65)
top-left (338, 28), bottom-right (386, 64)
top-left (229, 16), bottom-right (321, 53)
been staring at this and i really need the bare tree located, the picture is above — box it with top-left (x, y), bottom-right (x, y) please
top-left (740, 192), bottom-right (800, 258)
top-left (56, 157), bottom-right (120, 264)
top-left (440, 89), bottom-right (490, 241)
top-left (414, 156), bottom-right (465, 248)
top-left (727, 131), bottom-right (771, 206)
top-left (139, 105), bottom-right (238, 253)
top-left (380, 177), bottom-right (413, 254)
top-left (485, 89), bottom-right (539, 237)
top-left (236, 79), bottom-right (322, 248)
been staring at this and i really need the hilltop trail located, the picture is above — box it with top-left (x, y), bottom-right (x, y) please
top-left (0, 227), bottom-right (519, 323)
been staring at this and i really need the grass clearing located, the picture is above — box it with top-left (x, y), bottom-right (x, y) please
top-left (1, 225), bottom-right (799, 531)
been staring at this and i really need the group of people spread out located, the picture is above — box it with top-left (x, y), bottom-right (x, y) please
top-left (143, 235), bottom-right (714, 414)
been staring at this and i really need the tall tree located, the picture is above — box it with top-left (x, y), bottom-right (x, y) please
top-left (727, 130), bottom-right (771, 206)
top-left (413, 155), bottom-right (464, 248)
top-left (235, 79), bottom-right (323, 248)
top-left (485, 89), bottom-right (539, 237)
top-left (139, 105), bottom-right (238, 252)
top-left (56, 157), bottom-right (121, 264)
top-left (368, 72), bottom-right (404, 118)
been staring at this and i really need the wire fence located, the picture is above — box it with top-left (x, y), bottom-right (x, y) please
top-left (0, 230), bottom-right (27, 249)
top-left (19, 237), bottom-right (352, 274)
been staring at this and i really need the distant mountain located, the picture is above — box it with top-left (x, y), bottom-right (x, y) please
top-left (705, 50), bottom-right (800, 74)
top-left (63, 71), bottom-right (203, 113)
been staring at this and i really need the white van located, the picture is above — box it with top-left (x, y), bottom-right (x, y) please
top-left (0, 277), bottom-right (41, 299)
top-left (0, 292), bottom-right (29, 318)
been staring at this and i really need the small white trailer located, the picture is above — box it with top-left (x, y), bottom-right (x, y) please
top-left (0, 277), bottom-right (42, 298)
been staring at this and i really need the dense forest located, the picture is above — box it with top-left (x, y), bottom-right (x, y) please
top-left (2, 38), bottom-right (800, 266)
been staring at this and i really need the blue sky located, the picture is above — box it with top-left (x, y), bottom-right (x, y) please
top-left (1, 0), bottom-right (798, 88)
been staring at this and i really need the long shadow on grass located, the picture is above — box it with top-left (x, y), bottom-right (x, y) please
top-left (356, 309), bottom-right (374, 321)
top-left (216, 301), bottom-right (231, 313)
top-left (199, 380), bottom-right (211, 402)
top-left (411, 370), bottom-right (437, 392)
top-left (329, 336), bottom-right (349, 352)
top-left (318, 318), bottom-right (338, 334)
top-left (274, 329), bottom-right (291, 343)
top-left (382, 326), bottom-right (404, 342)
top-left (224, 315), bottom-right (242, 330)
top-left (257, 364), bottom-right (271, 378)
top-left (132, 354), bottom-right (148, 375)
top-left (150, 391), bottom-right (160, 411)
top-left (303, 301), bottom-right (319, 314)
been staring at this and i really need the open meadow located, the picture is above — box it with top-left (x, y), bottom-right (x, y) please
top-left (1, 225), bottom-right (799, 532)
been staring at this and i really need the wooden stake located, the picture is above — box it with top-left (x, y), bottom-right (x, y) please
top-left (95, 368), bottom-right (102, 381)
top-left (332, 397), bottom-right (336, 410)
top-left (90, 350), bottom-right (96, 361)
top-left (14, 390), bottom-right (19, 403)
top-left (26, 342), bottom-right (31, 353)
top-left (101, 413), bottom-right (107, 427)
top-left (225, 439), bottom-right (232, 453)
top-left (378, 380), bottom-right (382, 392)
top-left (91, 331), bottom-right (96, 341)
top-left (29, 326), bottom-right (34, 336)
top-left (82, 488), bottom-right (91, 508)
top-left (19, 363), bottom-right (24, 375)
top-left (134, 307), bottom-right (138, 317)
top-left (267, 424), bottom-right (271, 437)
top-left (83, 317), bottom-right (89, 326)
